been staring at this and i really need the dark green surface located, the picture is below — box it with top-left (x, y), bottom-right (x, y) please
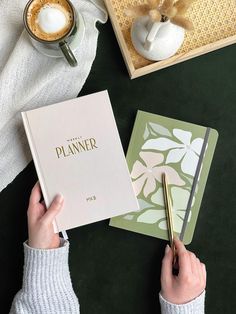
top-left (1, 20), bottom-right (236, 314)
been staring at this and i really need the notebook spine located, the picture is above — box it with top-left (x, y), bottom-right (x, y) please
top-left (21, 112), bottom-right (59, 233)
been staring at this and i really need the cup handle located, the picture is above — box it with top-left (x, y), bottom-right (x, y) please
top-left (59, 41), bottom-right (78, 67)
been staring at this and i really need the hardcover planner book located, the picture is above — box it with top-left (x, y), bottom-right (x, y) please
top-left (22, 90), bottom-right (139, 233)
top-left (110, 111), bottom-right (218, 244)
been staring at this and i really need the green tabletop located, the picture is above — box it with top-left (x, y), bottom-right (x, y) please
top-left (1, 21), bottom-right (236, 314)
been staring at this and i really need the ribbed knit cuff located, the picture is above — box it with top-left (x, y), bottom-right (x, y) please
top-left (159, 290), bottom-right (205, 314)
top-left (22, 239), bottom-right (70, 292)
top-left (18, 238), bottom-right (80, 313)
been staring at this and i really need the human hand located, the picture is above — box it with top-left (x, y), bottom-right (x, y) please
top-left (27, 182), bottom-right (64, 249)
top-left (160, 238), bottom-right (206, 304)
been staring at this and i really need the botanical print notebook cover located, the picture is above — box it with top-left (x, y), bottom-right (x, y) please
top-left (110, 111), bottom-right (218, 244)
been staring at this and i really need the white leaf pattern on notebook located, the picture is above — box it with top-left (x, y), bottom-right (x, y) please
top-left (124, 126), bottom-right (202, 232)
top-left (142, 128), bottom-right (204, 176)
top-left (137, 187), bottom-right (194, 233)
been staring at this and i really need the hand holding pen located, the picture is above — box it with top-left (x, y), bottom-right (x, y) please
top-left (160, 238), bottom-right (206, 304)
top-left (161, 173), bottom-right (206, 304)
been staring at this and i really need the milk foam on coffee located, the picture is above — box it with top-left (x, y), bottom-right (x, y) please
top-left (27, 0), bottom-right (73, 41)
top-left (37, 5), bottom-right (67, 34)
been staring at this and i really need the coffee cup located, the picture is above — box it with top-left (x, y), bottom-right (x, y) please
top-left (23, 0), bottom-right (84, 67)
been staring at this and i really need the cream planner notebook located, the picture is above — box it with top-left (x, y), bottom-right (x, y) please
top-left (22, 90), bottom-right (139, 233)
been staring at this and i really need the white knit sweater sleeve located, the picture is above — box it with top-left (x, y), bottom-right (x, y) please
top-left (10, 239), bottom-right (79, 314)
top-left (159, 291), bottom-right (205, 314)
top-left (10, 238), bottom-right (205, 314)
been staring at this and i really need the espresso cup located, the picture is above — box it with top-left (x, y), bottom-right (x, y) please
top-left (23, 0), bottom-right (84, 67)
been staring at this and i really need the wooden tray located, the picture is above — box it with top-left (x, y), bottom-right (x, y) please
top-left (104, 0), bottom-right (236, 79)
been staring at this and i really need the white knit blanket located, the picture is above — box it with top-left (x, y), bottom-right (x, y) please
top-left (0, 0), bottom-right (107, 192)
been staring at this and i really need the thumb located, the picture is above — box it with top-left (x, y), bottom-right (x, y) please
top-left (41, 194), bottom-right (64, 225)
top-left (161, 245), bottom-right (173, 284)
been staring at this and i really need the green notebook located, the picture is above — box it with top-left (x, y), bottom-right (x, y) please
top-left (110, 111), bottom-right (218, 244)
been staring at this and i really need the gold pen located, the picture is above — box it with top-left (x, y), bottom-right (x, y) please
top-left (162, 172), bottom-right (177, 265)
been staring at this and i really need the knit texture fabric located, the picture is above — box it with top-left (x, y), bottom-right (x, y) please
top-left (0, 0), bottom-right (107, 193)
top-left (10, 239), bottom-right (80, 314)
top-left (159, 291), bottom-right (205, 314)
top-left (10, 239), bottom-right (205, 314)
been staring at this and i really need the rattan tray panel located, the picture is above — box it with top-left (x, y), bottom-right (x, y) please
top-left (106, 0), bottom-right (236, 78)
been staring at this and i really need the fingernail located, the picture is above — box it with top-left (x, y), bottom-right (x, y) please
top-left (165, 244), bottom-right (170, 254)
top-left (55, 194), bottom-right (64, 204)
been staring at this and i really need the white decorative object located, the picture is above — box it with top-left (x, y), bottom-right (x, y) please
top-left (131, 16), bottom-right (185, 61)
